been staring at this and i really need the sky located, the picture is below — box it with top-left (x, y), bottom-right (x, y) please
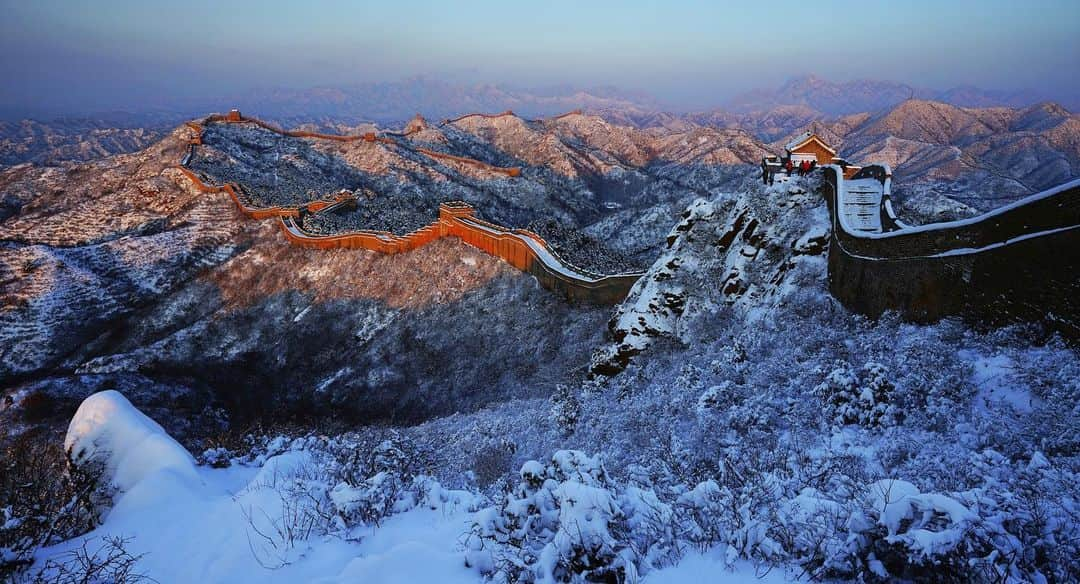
top-left (1, 0), bottom-right (1078, 118)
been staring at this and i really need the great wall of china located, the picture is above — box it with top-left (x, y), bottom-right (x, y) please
top-left (175, 111), bottom-right (644, 304)
top-left (822, 165), bottom-right (1080, 337)
top-left (174, 109), bottom-right (1079, 326)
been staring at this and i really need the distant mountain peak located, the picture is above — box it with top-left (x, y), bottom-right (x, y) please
top-left (727, 75), bottom-right (1055, 117)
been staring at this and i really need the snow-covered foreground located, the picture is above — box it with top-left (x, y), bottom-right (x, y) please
top-left (34, 462), bottom-right (481, 583)
top-left (33, 391), bottom-right (792, 583)
top-left (34, 391), bottom-right (474, 583)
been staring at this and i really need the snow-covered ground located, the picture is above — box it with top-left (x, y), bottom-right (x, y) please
top-left (30, 392), bottom-right (789, 583)
top-left (34, 392), bottom-right (474, 582)
top-left (33, 461), bottom-right (479, 583)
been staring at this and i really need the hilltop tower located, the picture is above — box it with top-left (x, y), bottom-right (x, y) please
top-left (404, 114), bottom-right (428, 135)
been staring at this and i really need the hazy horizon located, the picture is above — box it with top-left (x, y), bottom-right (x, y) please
top-left (2, 0), bottom-right (1078, 119)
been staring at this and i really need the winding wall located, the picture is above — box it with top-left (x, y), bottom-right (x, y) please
top-left (822, 165), bottom-right (1080, 337)
top-left (440, 110), bottom-right (517, 125)
top-left (175, 112), bottom-right (643, 304)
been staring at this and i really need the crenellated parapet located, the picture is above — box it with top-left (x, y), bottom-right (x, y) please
top-left (822, 165), bottom-right (1080, 336)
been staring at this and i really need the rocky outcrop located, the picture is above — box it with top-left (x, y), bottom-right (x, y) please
top-left (591, 178), bottom-right (830, 375)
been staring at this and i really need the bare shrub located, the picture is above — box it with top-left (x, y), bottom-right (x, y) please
top-left (240, 463), bottom-right (334, 569)
top-left (16, 536), bottom-right (153, 584)
top-left (471, 441), bottom-right (514, 487)
top-left (1, 431), bottom-right (101, 581)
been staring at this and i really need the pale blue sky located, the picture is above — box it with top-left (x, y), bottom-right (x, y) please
top-left (1, 0), bottom-right (1077, 117)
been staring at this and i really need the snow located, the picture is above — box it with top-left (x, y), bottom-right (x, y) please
top-left (784, 131), bottom-right (815, 153)
top-left (646, 550), bottom-right (795, 583)
top-left (34, 458), bottom-right (364, 583)
top-left (17, 155), bottom-right (1077, 582)
top-left (64, 390), bottom-right (199, 496)
top-left (864, 479), bottom-right (977, 558)
top-left (46, 398), bottom-right (797, 583)
top-left (867, 479), bottom-right (923, 535)
top-left (963, 351), bottom-right (1036, 413)
top-left (312, 509), bottom-right (477, 584)
top-left (831, 166), bottom-right (1079, 240)
top-left (928, 224), bottom-right (1080, 258)
top-left (41, 402), bottom-right (483, 584)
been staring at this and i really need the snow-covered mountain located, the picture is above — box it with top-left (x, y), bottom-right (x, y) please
top-left (780, 100), bottom-right (1080, 219)
top-left (0, 118), bottom-right (171, 166)
top-left (228, 78), bottom-right (665, 126)
top-left (726, 74), bottom-right (1057, 116)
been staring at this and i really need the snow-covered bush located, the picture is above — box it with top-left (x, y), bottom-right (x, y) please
top-left (65, 390), bottom-right (199, 502)
top-left (549, 384), bottom-right (580, 435)
top-left (815, 361), bottom-right (901, 429)
top-left (695, 381), bottom-right (737, 413)
top-left (198, 447), bottom-right (232, 468)
top-left (779, 464), bottom-right (1080, 583)
top-left (672, 471), bottom-right (790, 569)
top-left (842, 479), bottom-right (979, 580)
top-left (6, 391), bottom-right (197, 580)
top-left (237, 430), bottom-right (467, 554)
top-left (329, 466), bottom-right (412, 533)
top-left (235, 433), bottom-right (447, 565)
top-left (323, 435), bottom-right (433, 530)
top-left (467, 450), bottom-right (676, 583)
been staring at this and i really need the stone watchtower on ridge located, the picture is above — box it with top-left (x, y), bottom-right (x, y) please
top-left (404, 114), bottom-right (428, 134)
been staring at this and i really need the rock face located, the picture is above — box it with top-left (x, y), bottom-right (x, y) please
top-left (592, 177), bottom-right (830, 375)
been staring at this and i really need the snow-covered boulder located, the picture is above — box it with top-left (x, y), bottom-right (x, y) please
top-left (65, 390), bottom-right (199, 496)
